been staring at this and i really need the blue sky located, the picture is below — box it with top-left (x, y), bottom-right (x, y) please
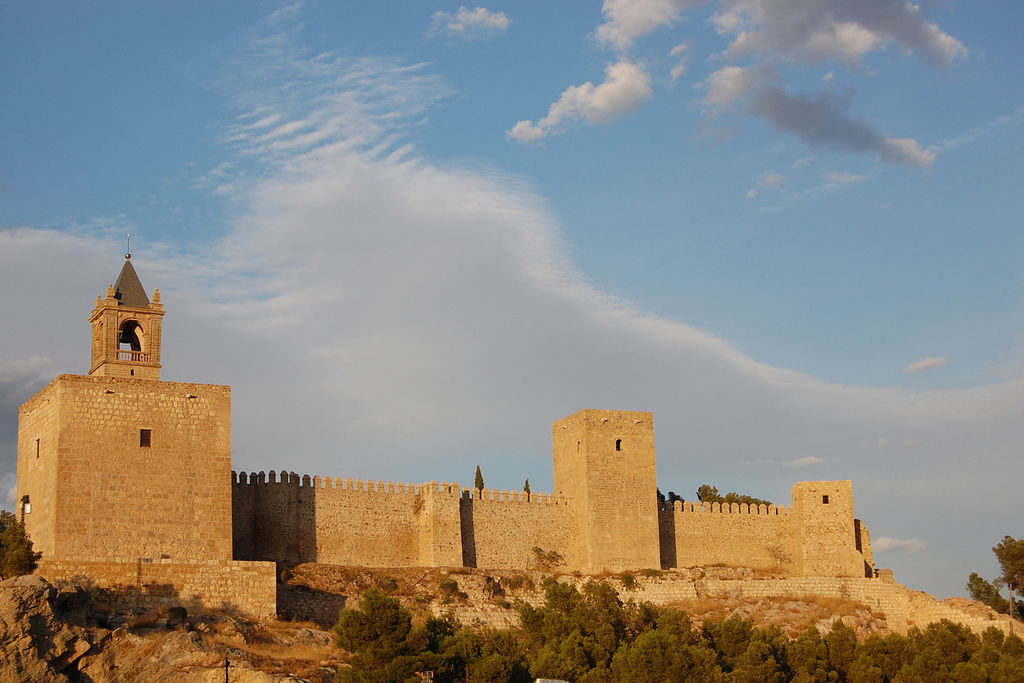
top-left (1, 1), bottom-right (1022, 600)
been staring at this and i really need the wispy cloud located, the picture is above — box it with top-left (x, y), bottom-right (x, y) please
top-left (746, 171), bottom-right (787, 199)
top-left (874, 537), bottom-right (928, 554)
top-left (824, 170), bottom-right (868, 185)
top-left (903, 357), bottom-right (947, 374)
top-left (783, 456), bottom-right (823, 467)
top-left (426, 6), bottom-right (510, 42)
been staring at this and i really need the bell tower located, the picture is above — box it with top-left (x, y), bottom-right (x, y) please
top-left (89, 253), bottom-right (164, 380)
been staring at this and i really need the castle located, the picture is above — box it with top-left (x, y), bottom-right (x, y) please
top-left (16, 256), bottom-right (876, 617)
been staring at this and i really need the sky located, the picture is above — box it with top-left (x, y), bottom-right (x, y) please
top-left (1, 1), bottom-right (1021, 601)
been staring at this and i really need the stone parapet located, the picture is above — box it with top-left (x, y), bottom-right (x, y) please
top-left (36, 558), bottom-right (277, 619)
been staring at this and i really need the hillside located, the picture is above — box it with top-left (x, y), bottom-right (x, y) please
top-left (2, 566), bottom-right (1020, 682)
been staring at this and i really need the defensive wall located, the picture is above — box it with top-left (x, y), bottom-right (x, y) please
top-left (658, 480), bottom-right (872, 578)
top-left (233, 469), bottom-right (872, 579)
top-left (232, 472), bottom-right (577, 571)
top-left (36, 558), bottom-right (276, 619)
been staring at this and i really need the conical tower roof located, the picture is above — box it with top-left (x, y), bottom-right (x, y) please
top-left (112, 255), bottom-right (150, 307)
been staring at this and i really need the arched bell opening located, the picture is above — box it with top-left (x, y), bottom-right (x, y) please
top-left (118, 320), bottom-right (145, 353)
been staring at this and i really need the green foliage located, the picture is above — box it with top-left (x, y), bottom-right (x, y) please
top-left (474, 465), bottom-right (485, 491)
top-left (696, 484), bottom-right (773, 508)
top-left (332, 580), bottom-right (1024, 683)
top-left (966, 572), bottom-right (1010, 614)
top-left (530, 546), bottom-right (563, 571)
top-left (523, 479), bottom-right (530, 495)
top-left (993, 536), bottom-right (1024, 617)
top-left (334, 588), bottom-right (414, 662)
top-left (619, 572), bottom-right (638, 591)
top-left (0, 510), bottom-right (42, 580)
top-left (439, 577), bottom-right (469, 605)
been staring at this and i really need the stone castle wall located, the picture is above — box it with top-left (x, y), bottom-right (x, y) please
top-left (659, 500), bottom-right (796, 571)
top-left (36, 558), bottom-right (277, 619)
top-left (461, 487), bottom-right (577, 570)
top-left (233, 472), bottom-right (579, 571)
top-left (17, 375), bottom-right (233, 563)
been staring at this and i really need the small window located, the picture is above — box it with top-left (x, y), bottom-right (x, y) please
top-left (130, 369), bottom-right (135, 376)
top-left (140, 429), bottom-right (152, 448)
top-left (36, 438), bottom-right (40, 458)
top-left (822, 495), bottom-right (829, 504)
top-left (615, 438), bottom-right (622, 452)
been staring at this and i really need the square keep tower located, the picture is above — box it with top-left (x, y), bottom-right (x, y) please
top-left (553, 409), bottom-right (660, 573)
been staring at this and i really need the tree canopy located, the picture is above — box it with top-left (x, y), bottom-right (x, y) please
top-left (332, 581), bottom-right (1024, 682)
top-left (0, 510), bottom-right (42, 580)
top-left (696, 484), bottom-right (773, 508)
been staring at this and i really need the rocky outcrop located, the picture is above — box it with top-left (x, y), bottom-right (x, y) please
top-left (0, 575), bottom-right (338, 682)
top-left (0, 574), bottom-right (102, 683)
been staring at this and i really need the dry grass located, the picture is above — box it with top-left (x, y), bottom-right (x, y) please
top-left (664, 594), bottom-right (878, 639)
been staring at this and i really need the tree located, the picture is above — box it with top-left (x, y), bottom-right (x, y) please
top-left (966, 572), bottom-right (1010, 614)
top-left (523, 479), bottom-right (531, 495)
top-left (475, 465), bottom-right (485, 491)
top-left (0, 510), bottom-right (42, 580)
top-left (696, 484), bottom-right (773, 508)
top-left (993, 536), bottom-right (1024, 619)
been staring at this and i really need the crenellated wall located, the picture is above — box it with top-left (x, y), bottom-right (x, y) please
top-left (659, 482), bottom-right (873, 578)
top-left (660, 500), bottom-right (797, 572)
top-left (234, 468), bottom-right (873, 577)
top-left (461, 488), bottom-right (576, 570)
top-left (233, 472), bottom-right (580, 571)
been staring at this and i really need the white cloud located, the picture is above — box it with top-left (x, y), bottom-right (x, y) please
top-left (699, 64), bottom-right (776, 113)
top-left (713, 0), bottom-right (966, 68)
top-left (508, 59), bottom-right (652, 142)
top-left (902, 357), bottom-right (948, 374)
top-left (873, 537), bottom-right (928, 554)
top-left (783, 456), bottom-right (823, 467)
top-left (426, 6), bottom-right (510, 41)
top-left (668, 42), bottom-right (692, 83)
top-left (515, 0), bottom-right (963, 163)
top-left (596, 0), bottom-right (706, 52)
top-left (792, 156), bottom-right (814, 169)
top-left (745, 172), bottom-right (787, 199)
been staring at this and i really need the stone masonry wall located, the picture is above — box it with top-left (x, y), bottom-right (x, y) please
top-left (462, 488), bottom-right (577, 570)
top-left (16, 384), bottom-right (61, 557)
top-left (233, 471), bottom-right (425, 566)
top-left (553, 410), bottom-right (660, 573)
top-left (18, 375), bottom-right (232, 563)
top-left (234, 472), bottom-right (580, 571)
top-left (36, 558), bottom-right (277, 619)
top-left (660, 501), bottom-right (797, 572)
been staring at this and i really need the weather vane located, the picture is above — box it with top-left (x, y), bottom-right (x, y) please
top-left (126, 233), bottom-right (131, 259)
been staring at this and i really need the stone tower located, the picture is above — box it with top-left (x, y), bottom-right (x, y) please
top-left (552, 409), bottom-right (660, 572)
top-left (89, 253), bottom-right (165, 381)
top-left (790, 480), bottom-right (865, 578)
top-left (17, 257), bottom-right (233, 562)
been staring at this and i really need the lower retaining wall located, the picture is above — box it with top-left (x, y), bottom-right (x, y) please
top-left (37, 558), bottom-right (277, 619)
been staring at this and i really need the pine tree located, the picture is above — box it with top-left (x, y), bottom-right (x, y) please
top-left (0, 510), bottom-right (42, 580)
top-left (474, 465), bottom-right (485, 491)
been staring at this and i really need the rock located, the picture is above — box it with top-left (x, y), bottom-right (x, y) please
top-left (0, 576), bottom-right (95, 683)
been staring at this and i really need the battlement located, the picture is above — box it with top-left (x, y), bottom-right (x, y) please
top-left (232, 470), bottom-right (574, 507)
top-left (233, 470), bottom-right (426, 494)
top-left (661, 500), bottom-right (790, 515)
